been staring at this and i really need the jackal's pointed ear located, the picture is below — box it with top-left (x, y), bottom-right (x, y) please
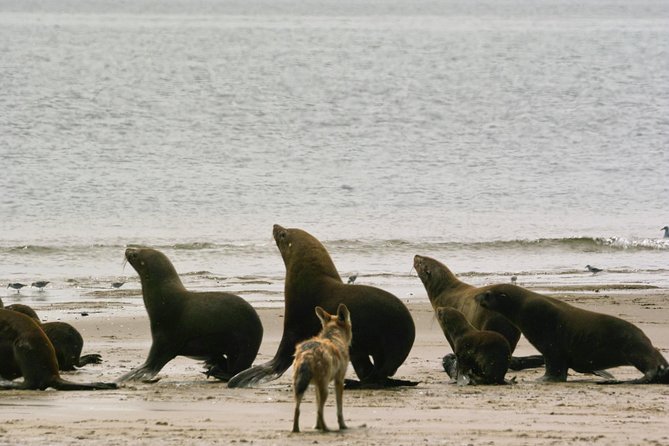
top-left (315, 306), bottom-right (329, 325)
top-left (336, 303), bottom-right (350, 323)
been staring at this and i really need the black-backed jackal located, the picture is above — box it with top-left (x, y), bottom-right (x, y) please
top-left (292, 303), bottom-right (352, 433)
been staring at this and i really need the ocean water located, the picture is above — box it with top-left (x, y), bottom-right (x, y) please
top-left (1, 1), bottom-right (668, 307)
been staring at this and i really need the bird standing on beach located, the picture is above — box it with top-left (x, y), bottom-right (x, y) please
top-left (662, 226), bottom-right (669, 238)
top-left (585, 265), bottom-right (603, 274)
top-left (31, 281), bottom-right (50, 291)
top-left (7, 283), bottom-right (27, 293)
top-left (347, 273), bottom-right (358, 284)
top-left (111, 281), bottom-right (125, 289)
top-left (510, 276), bottom-right (518, 285)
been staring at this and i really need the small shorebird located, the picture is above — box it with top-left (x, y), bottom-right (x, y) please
top-left (31, 281), bottom-right (50, 291)
top-left (7, 283), bottom-right (27, 293)
top-left (510, 276), bottom-right (518, 285)
top-left (111, 281), bottom-right (126, 289)
top-left (585, 265), bottom-right (603, 274)
top-left (662, 226), bottom-right (669, 238)
top-left (347, 273), bottom-right (358, 284)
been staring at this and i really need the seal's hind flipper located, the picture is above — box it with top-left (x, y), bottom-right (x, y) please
top-left (227, 362), bottom-right (283, 388)
top-left (53, 379), bottom-right (118, 391)
top-left (345, 377), bottom-right (419, 389)
top-left (597, 365), bottom-right (669, 385)
top-left (0, 379), bottom-right (21, 390)
top-left (508, 355), bottom-right (544, 370)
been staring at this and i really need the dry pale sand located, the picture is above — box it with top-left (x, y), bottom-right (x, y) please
top-left (1, 290), bottom-right (668, 446)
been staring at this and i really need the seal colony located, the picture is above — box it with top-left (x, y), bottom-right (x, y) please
top-left (476, 285), bottom-right (669, 384)
top-left (118, 247), bottom-right (264, 383)
top-left (228, 225), bottom-right (416, 388)
top-left (2, 229), bottom-right (668, 400)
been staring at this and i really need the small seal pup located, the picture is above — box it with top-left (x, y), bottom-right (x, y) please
top-left (5, 303), bottom-right (102, 370)
top-left (476, 285), bottom-right (669, 384)
top-left (413, 255), bottom-right (543, 374)
top-left (229, 225), bottom-right (416, 388)
top-left (436, 307), bottom-right (511, 385)
top-left (118, 247), bottom-right (263, 382)
top-left (0, 309), bottom-right (117, 390)
top-left (292, 304), bottom-right (352, 433)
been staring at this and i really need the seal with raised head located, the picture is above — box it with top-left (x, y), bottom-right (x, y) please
top-left (118, 247), bottom-right (263, 383)
top-left (0, 309), bottom-right (117, 390)
top-left (413, 255), bottom-right (543, 374)
top-left (5, 303), bottom-right (102, 370)
top-left (476, 285), bottom-right (669, 384)
top-left (436, 306), bottom-right (511, 385)
top-left (228, 225), bottom-right (416, 388)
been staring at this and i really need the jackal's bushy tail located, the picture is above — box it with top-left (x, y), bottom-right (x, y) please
top-left (294, 361), bottom-right (312, 396)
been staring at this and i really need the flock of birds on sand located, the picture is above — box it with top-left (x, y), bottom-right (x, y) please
top-left (5, 227), bottom-right (669, 294)
top-left (4, 266), bottom-right (606, 295)
top-left (5, 281), bottom-right (125, 293)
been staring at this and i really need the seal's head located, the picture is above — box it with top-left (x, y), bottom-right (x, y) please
top-left (272, 224), bottom-right (340, 281)
top-left (125, 247), bottom-right (181, 288)
top-left (5, 304), bottom-right (40, 323)
top-left (475, 289), bottom-right (518, 314)
top-left (413, 255), bottom-right (433, 283)
top-left (436, 306), bottom-right (464, 327)
top-left (413, 255), bottom-right (458, 299)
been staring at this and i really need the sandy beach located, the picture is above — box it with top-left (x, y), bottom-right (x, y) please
top-left (1, 288), bottom-right (668, 446)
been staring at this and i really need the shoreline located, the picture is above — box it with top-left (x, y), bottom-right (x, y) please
top-left (1, 291), bottom-right (668, 445)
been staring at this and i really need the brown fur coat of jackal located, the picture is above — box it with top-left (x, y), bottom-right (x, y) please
top-left (292, 304), bottom-right (352, 433)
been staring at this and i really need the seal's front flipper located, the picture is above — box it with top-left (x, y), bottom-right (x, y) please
top-left (116, 365), bottom-right (161, 383)
top-left (78, 353), bottom-right (103, 367)
top-left (442, 353), bottom-right (458, 379)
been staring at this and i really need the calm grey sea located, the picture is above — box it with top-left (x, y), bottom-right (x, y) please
top-left (1, 0), bottom-right (668, 306)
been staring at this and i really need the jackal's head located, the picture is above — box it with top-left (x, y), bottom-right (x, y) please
top-left (315, 304), bottom-right (352, 346)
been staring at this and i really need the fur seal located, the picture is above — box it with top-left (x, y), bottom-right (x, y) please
top-left (0, 309), bottom-right (117, 390)
top-left (118, 247), bottom-right (263, 382)
top-left (436, 306), bottom-right (511, 385)
top-left (228, 225), bottom-right (416, 388)
top-left (5, 304), bottom-right (102, 370)
top-left (413, 255), bottom-right (543, 373)
top-left (476, 285), bottom-right (669, 384)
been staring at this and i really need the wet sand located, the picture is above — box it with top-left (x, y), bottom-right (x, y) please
top-left (1, 290), bottom-right (668, 445)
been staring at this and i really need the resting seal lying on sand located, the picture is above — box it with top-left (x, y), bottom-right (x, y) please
top-left (0, 309), bottom-right (116, 390)
top-left (5, 303), bottom-right (102, 370)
